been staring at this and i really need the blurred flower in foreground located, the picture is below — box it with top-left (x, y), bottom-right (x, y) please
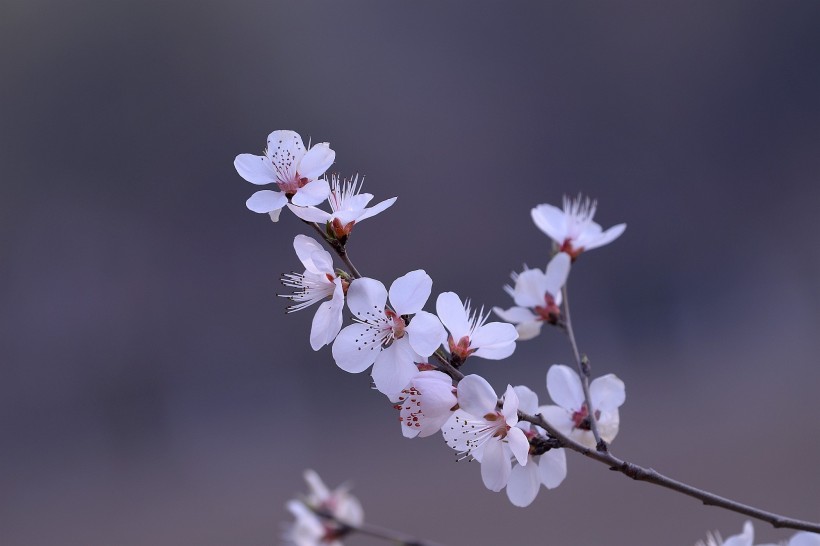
top-left (694, 520), bottom-right (820, 546)
top-left (235, 130), bottom-right (335, 222)
top-left (283, 470), bottom-right (363, 546)
top-left (531, 194), bottom-right (625, 259)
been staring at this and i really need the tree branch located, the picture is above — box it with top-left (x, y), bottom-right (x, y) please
top-left (519, 411), bottom-right (820, 534)
top-left (561, 282), bottom-right (606, 451)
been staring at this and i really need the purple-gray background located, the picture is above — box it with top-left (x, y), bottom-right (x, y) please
top-left (2, 1), bottom-right (820, 544)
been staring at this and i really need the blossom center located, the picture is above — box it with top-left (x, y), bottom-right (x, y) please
top-left (384, 309), bottom-right (407, 342)
top-left (559, 239), bottom-right (585, 260)
top-left (448, 335), bottom-right (476, 365)
top-left (278, 175), bottom-right (310, 197)
top-left (534, 294), bottom-right (561, 324)
top-left (571, 403), bottom-right (601, 431)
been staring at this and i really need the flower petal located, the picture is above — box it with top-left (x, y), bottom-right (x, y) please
top-left (246, 190), bottom-right (287, 214)
top-left (493, 306), bottom-right (536, 324)
top-left (457, 374), bottom-right (498, 416)
top-left (512, 268), bottom-right (548, 308)
top-left (480, 439), bottom-right (511, 491)
top-left (723, 521), bottom-right (755, 546)
top-left (389, 270), bottom-right (432, 315)
top-left (789, 533), bottom-right (820, 546)
top-left (405, 310), bottom-right (446, 356)
top-left (589, 373), bottom-right (626, 412)
top-left (472, 322), bottom-right (518, 360)
top-left (308, 281), bottom-right (344, 350)
top-left (267, 130), bottom-right (305, 178)
top-left (234, 153), bottom-right (276, 185)
top-left (513, 385), bottom-right (539, 415)
top-left (435, 292), bottom-right (470, 339)
top-left (371, 338), bottom-right (420, 397)
top-left (357, 196), bottom-right (397, 222)
top-left (546, 364), bottom-right (585, 411)
top-left (293, 234), bottom-right (332, 274)
top-left (287, 204), bottom-right (332, 224)
top-left (538, 448), bottom-right (567, 489)
top-left (544, 252), bottom-right (571, 296)
top-left (506, 426), bottom-right (529, 465)
top-left (298, 142), bottom-right (335, 180)
top-left (596, 409), bottom-right (620, 444)
top-left (331, 323), bottom-right (381, 373)
top-left (507, 459), bottom-right (541, 507)
top-left (291, 178), bottom-right (330, 207)
top-left (583, 222), bottom-right (626, 250)
top-left (516, 320), bottom-right (543, 341)
top-left (537, 404), bottom-right (574, 438)
top-left (531, 203), bottom-right (566, 244)
top-left (346, 278), bottom-right (387, 320)
top-left (500, 384), bottom-right (520, 423)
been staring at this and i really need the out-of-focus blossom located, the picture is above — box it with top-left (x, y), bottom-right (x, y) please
top-left (695, 521), bottom-right (820, 546)
top-left (283, 470), bottom-right (363, 546)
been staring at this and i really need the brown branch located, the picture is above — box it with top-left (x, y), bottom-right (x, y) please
top-left (519, 411), bottom-right (820, 534)
top-left (561, 282), bottom-right (606, 451)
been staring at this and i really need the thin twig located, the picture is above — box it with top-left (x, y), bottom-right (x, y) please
top-left (337, 247), bottom-right (362, 279)
top-left (518, 411), bottom-right (820, 534)
top-left (433, 349), bottom-right (464, 381)
top-left (312, 507), bottom-right (446, 546)
top-left (561, 282), bottom-right (606, 451)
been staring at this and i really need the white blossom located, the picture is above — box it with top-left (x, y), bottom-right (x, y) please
top-left (493, 252), bottom-right (571, 340)
top-left (436, 292), bottom-right (518, 365)
top-left (332, 271), bottom-right (446, 396)
top-left (531, 194), bottom-right (625, 259)
top-left (281, 235), bottom-right (346, 350)
top-left (539, 364), bottom-right (625, 449)
top-left (288, 174), bottom-right (396, 239)
top-left (505, 385), bottom-right (568, 507)
top-left (235, 130), bottom-right (334, 222)
top-left (442, 375), bottom-right (529, 492)
top-left (393, 369), bottom-right (457, 438)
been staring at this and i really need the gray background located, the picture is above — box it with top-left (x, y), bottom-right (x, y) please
top-left (2, 1), bottom-right (820, 544)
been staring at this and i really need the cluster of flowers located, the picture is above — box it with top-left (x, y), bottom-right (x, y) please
top-left (283, 470), bottom-right (364, 546)
top-left (695, 521), bottom-right (820, 546)
top-left (236, 130), bottom-right (627, 507)
top-left (239, 130), bottom-right (820, 545)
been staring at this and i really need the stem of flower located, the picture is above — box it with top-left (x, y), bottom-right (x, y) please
top-left (561, 282), bottom-right (607, 452)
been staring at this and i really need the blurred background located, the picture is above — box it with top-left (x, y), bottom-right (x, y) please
top-left (2, 1), bottom-right (820, 544)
